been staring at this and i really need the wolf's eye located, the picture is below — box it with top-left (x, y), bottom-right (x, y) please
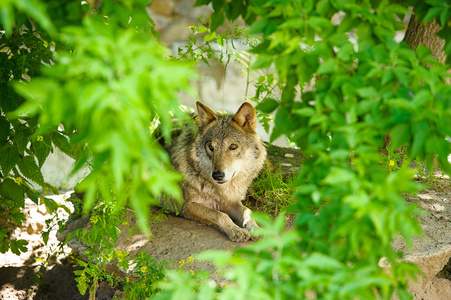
top-left (229, 144), bottom-right (238, 150)
top-left (207, 143), bottom-right (214, 152)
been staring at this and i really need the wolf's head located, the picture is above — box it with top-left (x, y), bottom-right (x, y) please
top-left (195, 101), bottom-right (264, 185)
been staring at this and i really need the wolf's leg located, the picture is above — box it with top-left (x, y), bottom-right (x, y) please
top-left (182, 202), bottom-right (252, 242)
top-left (221, 202), bottom-right (260, 236)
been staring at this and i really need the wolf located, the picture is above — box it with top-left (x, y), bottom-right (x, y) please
top-left (163, 102), bottom-right (267, 242)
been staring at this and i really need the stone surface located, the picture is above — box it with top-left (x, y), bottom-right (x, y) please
top-left (149, 0), bottom-right (175, 17)
top-left (405, 247), bottom-right (451, 300)
top-left (115, 211), bottom-right (244, 284)
top-left (391, 177), bottom-right (451, 299)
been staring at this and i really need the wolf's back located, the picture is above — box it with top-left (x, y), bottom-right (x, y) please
top-left (159, 117), bottom-right (199, 214)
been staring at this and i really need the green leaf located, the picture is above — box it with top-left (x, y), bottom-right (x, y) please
top-left (42, 231), bottom-right (50, 245)
top-left (210, 10), bottom-right (225, 32)
top-left (130, 188), bottom-right (151, 238)
top-left (438, 156), bottom-right (451, 176)
top-left (270, 107), bottom-right (291, 143)
top-left (303, 252), bottom-right (344, 270)
top-left (0, 116), bottom-right (10, 145)
top-left (247, 18), bottom-right (269, 35)
top-left (16, 0), bottom-right (56, 36)
top-left (412, 90), bottom-right (431, 107)
top-left (317, 58), bottom-right (339, 74)
top-left (393, 66), bottom-right (410, 86)
top-left (410, 120), bottom-right (429, 158)
top-left (266, 73), bottom-right (275, 85)
top-left (256, 98), bottom-right (279, 113)
top-left (423, 6), bottom-right (441, 23)
top-left (32, 136), bottom-right (52, 167)
top-left (225, 0), bottom-right (245, 21)
top-left (194, 0), bottom-right (211, 6)
top-left (309, 16), bottom-right (332, 31)
top-left (273, 213), bottom-right (286, 234)
top-left (0, 178), bottom-right (24, 206)
top-left (13, 125), bottom-right (30, 155)
top-left (10, 239), bottom-right (28, 255)
top-left (343, 191), bottom-right (370, 209)
top-left (0, 144), bottom-right (19, 175)
top-left (382, 69), bottom-right (394, 85)
top-left (23, 185), bottom-right (39, 204)
top-left (337, 43), bottom-right (354, 61)
top-left (17, 156), bottom-right (45, 186)
top-left (357, 87), bottom-right (379, 98)
top-left (43, 197), bottom-right (59, 214)
top-left (390, 123), bottom-right (410, 149)
top-left (293, 107), bottom-right (315, 117)
top-left (212, 0), bottom-right (223, 11)
top-left (51, 131), bottom-right (74, 158)
top-left (295, 184), bottom-right (318, 195)
top-left (330, 149), bottom-right (350, 160)
top-left (316, 0), bottom-right (330, 15)
top-left (252, 55), bottom-right (273, 70)
top-left (345, 126), bottom-right (358, 148)
top-left (196, 26), bottom-right (208, 34)
top-left (0, 237), bottom-right (9, 253)
top-left (0, 5), bottom-right (14, 36)
top-left (203, 32), bottom-right (216, 41)
top-left (323, 167), bottom-right (355, 185)
top-left (439, 7), bottom-right (449, 27)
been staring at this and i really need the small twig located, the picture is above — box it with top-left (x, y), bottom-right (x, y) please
top-left (424, 230), bottom-right (443, 244)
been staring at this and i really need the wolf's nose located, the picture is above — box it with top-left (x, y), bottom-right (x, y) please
top-left (212, 171), bottom-right (225, 181)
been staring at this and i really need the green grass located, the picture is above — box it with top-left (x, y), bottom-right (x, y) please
top-left (246, 167), bottom-right (295, 217)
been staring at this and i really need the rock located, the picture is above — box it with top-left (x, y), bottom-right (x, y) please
top-left (37, 204), bottom-right (48, 216)
top-left (114, 290), bottom-right (123, 299)
top-left (47, 254), bottom-right (61, 266)
top-left (391, 179), bottom-right (451, 299)
top-left (174, 0), bottom-right (212, 17)
top-left (149, 0), bottom-right (175, 17)
top-left (404, 247), bottom-right (451, 300)
top-left (113, 211), bottom-right (246, 284)
top-left (147, 9), bottom-right (171, 32)
top-left (55, 209), bottom-right (91, 258)
top-left (160, 18), bottom-right (194, 44)
top-left (96, 281), bottom-right (115, 300)
top-left (25, 213), bottom-right (45, 235)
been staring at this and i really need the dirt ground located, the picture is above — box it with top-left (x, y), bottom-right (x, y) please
top-left (1, 174), bottom-right (451, 299)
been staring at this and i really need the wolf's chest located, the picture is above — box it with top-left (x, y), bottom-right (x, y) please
top-left (203, 177), bottom-right (247, 203)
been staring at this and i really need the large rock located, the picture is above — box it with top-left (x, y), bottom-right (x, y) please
top-left (115, 210), bottom-right (245, 284)
top-left (391, 180), bottom-right (451, 299)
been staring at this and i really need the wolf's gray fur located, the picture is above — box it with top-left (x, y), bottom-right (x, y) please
top-left (164, 102), bottom-right (266, 242)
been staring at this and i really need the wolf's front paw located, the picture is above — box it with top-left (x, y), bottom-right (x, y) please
top-left (225, 226), bottom-right (251, 242)
top-left (244, 223), bottom-right (261, 241)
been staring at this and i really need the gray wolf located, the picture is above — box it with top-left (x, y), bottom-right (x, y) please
top-left (163, 102), bottom-right (267, 242)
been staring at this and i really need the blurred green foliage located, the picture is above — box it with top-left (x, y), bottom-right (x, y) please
top-left (0, 0), bottom-right (194, 255)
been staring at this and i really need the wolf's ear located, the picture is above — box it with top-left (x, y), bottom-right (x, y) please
top-left (196, 101), bottom-right (216, 126)
top-left (233, 102), bottom-right (257, 132)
